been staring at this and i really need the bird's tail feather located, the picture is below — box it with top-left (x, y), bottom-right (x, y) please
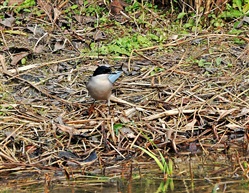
top-left (108, 71), bottom-right (122, 83)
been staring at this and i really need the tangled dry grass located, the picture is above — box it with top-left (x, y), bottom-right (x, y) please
top-left (1, 34), bottom-right (249, 176)
top-left (0, 1), bottom-right (249, 185)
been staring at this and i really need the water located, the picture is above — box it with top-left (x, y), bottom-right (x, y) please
top-left (2, 155), bottom-right (249, 192)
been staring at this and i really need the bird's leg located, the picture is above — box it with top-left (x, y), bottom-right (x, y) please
top-left (88, 100), bottom-right (96, 115)
top-left (107, 98), bottom-right (111, 115)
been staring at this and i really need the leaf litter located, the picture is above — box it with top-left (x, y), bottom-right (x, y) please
top-left (0, 0), bottom-right (249, 190)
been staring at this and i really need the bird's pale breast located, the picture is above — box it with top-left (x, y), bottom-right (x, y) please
top-left (86, 74), bottom-right (113, 100)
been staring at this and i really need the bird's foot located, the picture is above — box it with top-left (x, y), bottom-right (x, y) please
top-left (88, 103), bottom-right (95, 115)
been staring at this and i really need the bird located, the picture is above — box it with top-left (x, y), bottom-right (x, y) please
top-left (86, 65), bottom-right (122, 109)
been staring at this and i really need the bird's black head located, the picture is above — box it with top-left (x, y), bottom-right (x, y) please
top-left (93, 66), bottom-right (112, 76)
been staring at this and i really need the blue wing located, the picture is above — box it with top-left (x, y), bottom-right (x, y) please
top-left (108, 71), bottom-right (122, 83)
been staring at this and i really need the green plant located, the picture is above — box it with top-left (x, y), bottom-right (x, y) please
top-left (220, 0), bottom-right (249, 18)
top-left (193, 58), bottom-right (212, 67)
top-left (113, 123), bottom-right (123, 135)
top-left (82, 2), bottom-right (105, 16)
top-left (133, 145), bottom-right (173, 177)
top-left (215, 57), bottom-right (222, 66)
top-left (177, 0), bottom-right (249, 29)
top-left (232, 37), bottom-right (246, 44)
top-left (125, 1), bottom-right (140, 12)
top-left (15, 0), bottom-right (36, 13)
top-left (64, 4), bottom-right (79, 16)
top-left (85, 33), bottom-right (154, 56)
top-left (150, 67), bottom-right (165, 76)
top-left (209, 13), bottom-right (225, 28)
top-left (0, 0), bottom-right (8, 9)
top-left (156, 179), bottom-right (174, 193)
top-left (0, 105), bottom-right (13, 116)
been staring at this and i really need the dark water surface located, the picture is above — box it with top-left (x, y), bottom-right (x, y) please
top-left (2, 176), bottom-right (249, 193)
top-left (2, 155), bottom-right (249, 192)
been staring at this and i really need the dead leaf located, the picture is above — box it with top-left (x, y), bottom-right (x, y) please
top-left (226, 123), bottom-right (242, 130)
top-left (74, 15), bottom-right (96, 24)
top-left (37, 0), bottom-right (52, 21)
top-left (110, 0), bottom-right (124, 15)
top-left (11, 52), bottom-right (29, 66)
top-left (74, 15), bottom-right (84, 23)
top-left (0, 54), bottom-right (6, 71)
top-left (243, 16), bottom-right (249, 23)
top-left (217, 108), bottom-right (238, 120)
top-left (4, 131), bottom-right (17, 139)
top-left (53, 7), bottom-right (61, 23)
top-left (123, 107), bottom-right (136, 118)
top-left (53, 39), bottom-right (66, 52)
top-left (169, 34), bottom-right (179, 40)
top-left (236, 16), bottom-right (249, 28)
top-left (165, 129), bottom-right (176, 142)
top-left (0, 16), bottom-right (15, 27)
top-left (120, 127), bottom-right (136, 138)
top-left (33, 44), bottom-right (45, 53)
top-left (119, 116), bottom-right (130, 123)
top-left (93, 30), bottom-right (106, 41)
top-left (184, 119), bottom-right (197, 131)
top-left (188, 142), bottom-right (198, 153)
top-left (56, 123), bottom-right (76, 147)
top-left (58, 151), bottom-right (79, 159)
top-left (8, 0), bottom-right (23, 6)
top-left (27, 25), bottom-right (45, 36)
top-left (239, 107), bottom-right (249, 116)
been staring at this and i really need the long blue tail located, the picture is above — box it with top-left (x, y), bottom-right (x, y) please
top-left (108, 71), bottom-right (122, 83)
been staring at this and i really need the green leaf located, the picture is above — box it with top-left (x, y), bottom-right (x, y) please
top-left (230, 9), bottom-right (243, 17)
top-left (197, 59), bottom-right (205, 67)
top-left (71, 4), bottom-right (78, 10)
top-left (133, 145), bottom-right (164, 171)
top-left (177, 12), bottom-right (187, 19)
top-left (15, 0), bottom-right (36, 12)
top-left (242, 161), bottom-right (248, 169)
top-left (150, 71), bottom-right (155, 76)
top-left (243, 3), bottom-right (249, 13)
top-left (113, 123), bottom-right (123, 130)
top-left (229, 28), bottom-right (243, 35)
top-left (220, 9), bottom-right (243, 18)
top-left (215, 57), bottom-right (222, 65)
top-left (183, 22), bottom-right (193, 28)
top-left (233, 0), bottom-right (242, 11)
top-left (168, 159), bottom-right (173, 175)
top-left (158, 151), bottom-right (168, 173)
top-left (113, 123), bottom-right (123, 135)
top-left (233, 37), bottom-right (245, 44)
top-left (21, 58), bottom-right (26, 65)
top-left (23, 8), bottom-right (31, 12)
top-left (169, 178), bottom-right (174, 191)
top-left (149, 34), bottom-right (159, 41)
